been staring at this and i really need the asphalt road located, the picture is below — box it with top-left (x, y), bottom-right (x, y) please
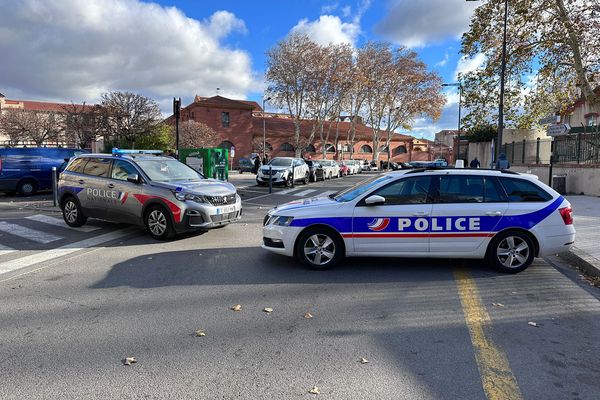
top-left (0, 174), bottom-right (599, 400)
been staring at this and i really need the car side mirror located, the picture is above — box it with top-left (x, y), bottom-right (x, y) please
top-left (365, 195), bottom-right (385, 206)
top-left (127, 173), bottom-right (140, 184)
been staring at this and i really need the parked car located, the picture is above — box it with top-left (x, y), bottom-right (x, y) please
top-left (305, 160), bottom-right (325, 182)
top-left (432, 159), bottom-right (449, 167)
top-left (316, 159), bottom-right (340, 179)
top-left (0, 147), bottom-right (88, 195)
top-left (380, 161), bottom-right (412, 170)
top-left (238, 157), bottom-right (254, 173)
top-left (256, 157), bottom-right (310, 187)
top-left (339, 162), bottom-right (350, 176)
top-left (346, 160), bottom-right (362, 174)
top-left (58, 149), bottom-right (242, 239)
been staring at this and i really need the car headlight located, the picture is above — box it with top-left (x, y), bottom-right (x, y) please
top-left (270, 215), bottom-right (294, 226)
top-left (172, 191), bottom-right (205, 203)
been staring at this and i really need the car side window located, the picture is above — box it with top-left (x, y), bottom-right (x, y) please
top-left (372, 176), bottom-right (432, 205)
top-left (65, 158), bottom-right (87, 174)
top-left (82, 158), bottom-right (111, 177)
top-left (111, 160), bottom-right (138, 181)
top-left (498, 177), bottom-right (553, 202)
top-left (438, 175), bottom-right (484, 203)
top-left (484, 177), bottom-right (507, 202)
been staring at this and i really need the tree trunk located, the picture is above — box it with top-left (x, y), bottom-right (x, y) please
top-left (294, 119), bottom-right (302, 157)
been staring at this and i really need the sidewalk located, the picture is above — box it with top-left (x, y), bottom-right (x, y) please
top-left (562, 195), bottom-right (600, 277)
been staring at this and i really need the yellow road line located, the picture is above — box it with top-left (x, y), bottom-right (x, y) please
top-left (454, 269), bottom-right (523, 400)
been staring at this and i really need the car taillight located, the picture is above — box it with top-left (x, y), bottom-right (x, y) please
top-left (559, 206), bottom-right (573, 225)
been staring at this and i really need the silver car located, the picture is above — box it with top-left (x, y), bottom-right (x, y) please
top-left (58, 151), bottom-right (242, 239)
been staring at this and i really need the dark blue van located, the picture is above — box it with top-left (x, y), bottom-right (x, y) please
top-left (0, 147), bottom-right (89, 195)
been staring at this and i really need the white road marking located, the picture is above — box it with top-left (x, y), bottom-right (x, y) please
top-left (0, 221), bottom-right (63, 244)
top-left (0, 227), bottom-right (138, 275)
top-left (0, 244), bottom-right (16, 256)
top-left (25, 214), bottom-right (101, 233)
top-left (278, 189), bottom-right (296, 194)
top-left (292, 189), bottom-right (318, 197)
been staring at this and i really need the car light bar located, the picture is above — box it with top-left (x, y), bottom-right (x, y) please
top-left (112, 148), bottom-right (163, 156)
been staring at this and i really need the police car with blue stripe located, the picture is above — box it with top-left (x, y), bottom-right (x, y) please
top-left (262, 168), bottom-right (575, 273)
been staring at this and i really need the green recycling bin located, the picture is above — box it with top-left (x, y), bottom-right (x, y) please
top-left (179, 148), bottom-right (229, 181)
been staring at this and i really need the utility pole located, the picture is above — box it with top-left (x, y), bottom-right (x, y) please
top-left (173, 97), bottom-right (181, 159)
top-left (496, 0), bottom-right (509, 164)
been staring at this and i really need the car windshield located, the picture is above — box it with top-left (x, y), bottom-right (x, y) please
top-left (333, 175), bottom-right (394, 202)
top-left (269, 158), bottom-right (292, 167)
top-left (135, 159), bottom-right (204, 182)
top-left (319, 160), bottom-right (331, 166)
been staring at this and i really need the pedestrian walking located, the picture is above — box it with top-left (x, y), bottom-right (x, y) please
top-left (496, 153), bottom-right (510, 170)
top-left (253, 157), bottom-right (261, 174)
top-left (470, 157), bottom-right (481, 168)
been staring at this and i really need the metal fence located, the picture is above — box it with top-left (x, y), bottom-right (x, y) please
top-left (502, 132), bottom-right (600, 166)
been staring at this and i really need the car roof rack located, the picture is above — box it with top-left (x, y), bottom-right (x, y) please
top-left (112, 148), bottom-right (163, 157)
top-left (405, 167), bottom-right (519, 175)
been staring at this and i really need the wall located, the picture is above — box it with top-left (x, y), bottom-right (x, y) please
top-left (512, 164), bottom-right (600, 196)
top-left (502, 128), bottom-right (546, 143)
top-left (468, 141), bottom-right (494, 168)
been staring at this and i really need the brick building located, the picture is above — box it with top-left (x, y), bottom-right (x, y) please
top-left (167, 95), bottom-right (418, 166)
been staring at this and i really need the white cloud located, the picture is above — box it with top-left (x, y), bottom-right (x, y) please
top-left (291, 15), bottom-right (360, 46)
top-left (375, 0), bottom-right (478, 47)
top-left (454, 53), bottom-right (486, 79)
top-left (0, 0), bottom-right (258, 112)
top-left (341, 5), bottom-right (352, 18)
top-left (435, 52), bottom-right (450, 68)
top-left (321, 2), bottom-right (339, 14)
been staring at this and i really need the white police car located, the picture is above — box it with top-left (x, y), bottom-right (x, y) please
top-left (262, 168), bottom-right (575, 273)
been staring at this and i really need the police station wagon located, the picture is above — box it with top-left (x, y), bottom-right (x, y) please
top-left (58, 149), bottom-right (242, 239)
top-left (262, 169), bottom-right (575, 273)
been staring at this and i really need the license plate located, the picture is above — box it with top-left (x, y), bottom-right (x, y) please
top-left (216, 205), bottom-right (236, 215)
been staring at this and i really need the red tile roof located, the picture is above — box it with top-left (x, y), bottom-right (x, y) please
top-left (193, 95), bottom-right (261, 111)
top-left (2, 99), bottom-right (94, 113)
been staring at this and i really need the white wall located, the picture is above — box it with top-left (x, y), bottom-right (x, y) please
top-left (512, 165), bottom-right (600, 196)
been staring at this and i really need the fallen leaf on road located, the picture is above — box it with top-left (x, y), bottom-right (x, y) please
top-left (492, 303), bottom-right (505, 307)
top-left (263, 307), bottom-right (273, 313)
top-left (195, 329), bottom-right (206, 337)
top-left (360, 357), bottom-right (369, 364)
top-left (309, 386), bottom-right (321, 395)
top-left (231, 304), bottom-right (242, 312)
top-left (304, 312), bottom-right (313, 319)
top-left (123, 357), bottom-right (137, 366)
top-left (528, 321), bottom-right (538, 327)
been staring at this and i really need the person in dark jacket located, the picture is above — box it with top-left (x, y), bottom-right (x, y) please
top-left (470, 157), bottom-right (481, 168)
top-left (253, 157), bottom-right (261, 174)
top-left (496, 153), bottom-right (510, 170)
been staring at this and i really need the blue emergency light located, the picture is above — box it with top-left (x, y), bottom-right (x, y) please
top-left (112, 148), bottom-right (163, 156)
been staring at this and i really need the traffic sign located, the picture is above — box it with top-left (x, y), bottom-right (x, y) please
top-left (539, 115), bottom-right (557, 125)
top-left (230, 146), bottom-right (235, 158)
top-left (546, 123), bottom-right (570, 137)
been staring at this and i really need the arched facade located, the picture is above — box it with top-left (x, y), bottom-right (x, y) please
top-left (360, 144), bottom-right (373, 153)
top-left (280, 142), bottom-right (295, 152)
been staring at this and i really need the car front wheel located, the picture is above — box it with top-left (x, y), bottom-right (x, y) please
top-left (145, 205), bottom-right (175, 240)
top-left (487, 230), bottom-right (535, 273)
top-left (296, 228), bottom-right (344, 270)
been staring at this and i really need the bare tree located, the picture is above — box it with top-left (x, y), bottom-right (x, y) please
top-left (98, 91), bottom-right (162, 148)
top-left (62, 102), bottom-right (100, 149)
top-left (0, 109), bottom-right (63, 146)
top-left (179, 120), bottom-right (219, 149)
top-left (266, 33), bottom-right (320, 156)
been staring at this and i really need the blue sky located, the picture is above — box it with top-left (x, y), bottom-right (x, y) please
top-left (0, 0), bottom-right (483, 139)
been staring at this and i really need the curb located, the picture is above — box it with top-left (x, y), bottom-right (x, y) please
top-left (558, 247), bottom-right (600, 278)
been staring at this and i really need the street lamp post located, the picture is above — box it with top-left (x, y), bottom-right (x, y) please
top-left (442, 82), bottom-right (462, 163)
top-left (262, 96), bottom-right (271, 162)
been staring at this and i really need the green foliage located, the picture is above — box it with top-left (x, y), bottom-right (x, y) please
top-left (466, 125), bottom-right (497, 143)
top-left (135, 124), bottom-right (174, 150)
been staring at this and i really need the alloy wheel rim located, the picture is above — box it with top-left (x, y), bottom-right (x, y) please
top-left (304, 234), bottom-right (335, 266)
top-left (496, 236), bottom-right (530, 269)
top-left (65, 201), bottom-right (77, 223)
top-left (148, 210), bottom-right (167, 236)
top-left (22, 183), bottom-right (33, 193)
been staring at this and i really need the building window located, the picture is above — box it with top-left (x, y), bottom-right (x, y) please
top-left (218, 140), bottom-right (234, 151)
top-left (585, 113), bottom-right (598, 127)
top-left (413, 146), bottom-right (423, 152)
top-left (325, 143), bottom-right (336, 153)
top-left (393, 145), bottom-right (407, 156)
top-left (342, 144), bottom-right (353, 152)
top-left (280, 142), bottom-right (295, 152)
top-left (305, 144), bottom-right (316, 152)
top-left (359, 144), bottom-right (373, 153)
top-left (221, 112), bottom-right (230, 127)
top-left (191, 111), bottom-right (194, 119)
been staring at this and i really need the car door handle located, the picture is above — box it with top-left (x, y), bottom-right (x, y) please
top-left (107, 183), bottom-right (115, 189)
top-left (78, 179), bottom-right (85, 184)
top-left (485, 211), bottom-right (502, 216)
top-left (412, 211), bottom-right (429, 216)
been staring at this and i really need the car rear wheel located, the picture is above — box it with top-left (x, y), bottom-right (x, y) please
top-left (296, 228), bottom-right (344, 270)
top-left (285, 175), bottom-right (293, 188)
top-left (145, 205), bottom-right (175, 240)
top-left (62, 196), bottom-right (87, 227)
top-left (17, 179), bottom-right (38, 196)
top-left (487, 230), bottom-right (535, 273)
top-left (303, 172), bottom-right (309, 185)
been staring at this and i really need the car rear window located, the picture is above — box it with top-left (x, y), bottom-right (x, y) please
top-left (82, 158), bottom-right (112, 177)
top-left (498, 177), bottom-right (553, 202)
top-left (65, 158), bottom-right (87, 174)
